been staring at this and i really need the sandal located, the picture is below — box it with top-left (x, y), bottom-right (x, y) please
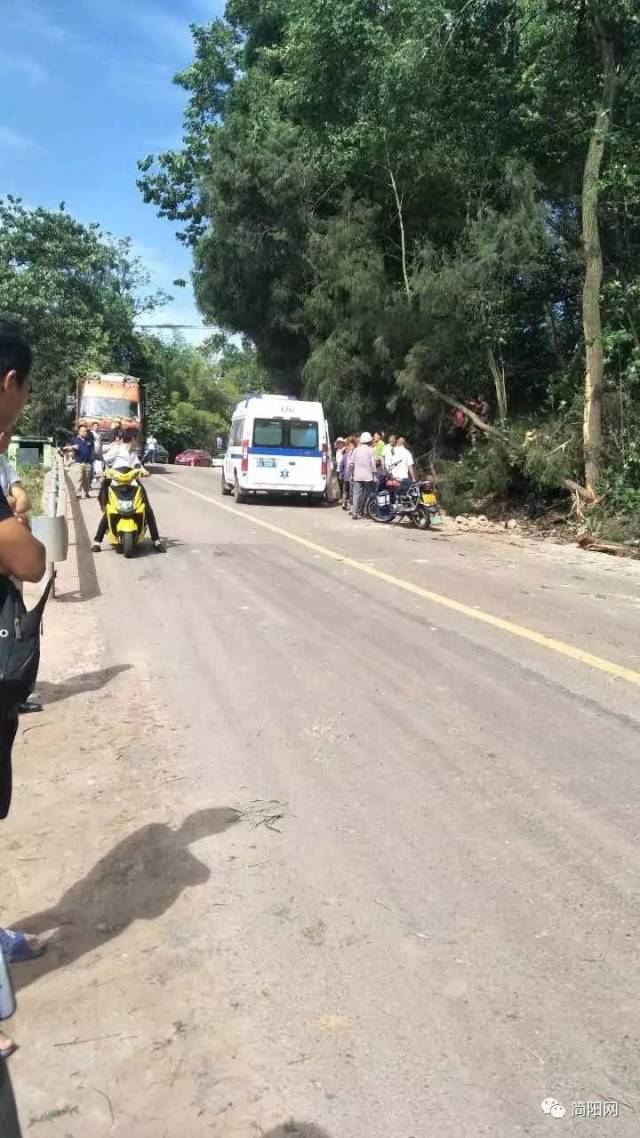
top-left (0, 929), bottom-right (46, 964)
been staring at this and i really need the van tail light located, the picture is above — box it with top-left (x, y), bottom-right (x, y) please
top-left (321, 444), bottom-right (328, 477)
top-left (241, 439), bottom-right (249, 474)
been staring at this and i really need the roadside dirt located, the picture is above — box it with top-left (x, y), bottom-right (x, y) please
top-left (1, 541), bottom-right (258, 1135)
top-left (5, 476), bottom-right (640, 1137)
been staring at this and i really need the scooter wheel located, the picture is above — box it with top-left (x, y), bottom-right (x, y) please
top-left (122, 532), bottom-right (135, 558)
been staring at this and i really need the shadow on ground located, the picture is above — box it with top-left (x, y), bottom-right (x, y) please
top-left (37, 664), bottom-right (132, 706)
top-left (263, 1126), bottom-right (332, 1138)
top-left (13, 807), bottom-right (240, 991)
top-left (124, 535), bottom-right (183, 558)
top-left (56, 480), bottom-right (101, 603)
top-left (240, 494), bottom-right (330, 510)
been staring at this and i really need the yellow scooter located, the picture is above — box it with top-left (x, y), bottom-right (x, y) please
top-left (104, 466), bottom-right (148, 558)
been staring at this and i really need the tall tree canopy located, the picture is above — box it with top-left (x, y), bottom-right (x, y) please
top-left (139, 0), bottom-right (640, 501)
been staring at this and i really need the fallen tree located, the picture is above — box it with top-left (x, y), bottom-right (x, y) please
top-left (423, 384), bottom-right (592, 502)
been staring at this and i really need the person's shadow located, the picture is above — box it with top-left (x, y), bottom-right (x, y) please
top-left (262, 1127), bottom-right (331, 1138)
top-left (36, 664), bottom-right (132, 706)
top-left (12, 807), bottom-right (239, 991)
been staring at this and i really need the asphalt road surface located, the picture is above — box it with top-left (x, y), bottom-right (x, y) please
top-left (55, 467), bottom-right (640, 1134)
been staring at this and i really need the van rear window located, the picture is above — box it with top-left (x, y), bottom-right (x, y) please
top-left (289, 421), bottom-right (319, 449)
top-left (253, 419), bottom-right (285, 447)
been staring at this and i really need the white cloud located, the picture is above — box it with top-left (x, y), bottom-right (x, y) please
top-left (0, 125), bottom-right (34, 152)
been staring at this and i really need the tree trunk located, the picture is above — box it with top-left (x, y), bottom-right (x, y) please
top-left (487, 347), bottom-right (507, 424)
top-left (582, 14), bottom-right (618, 495)
top-left (388, 166), bottom-right (411, 301)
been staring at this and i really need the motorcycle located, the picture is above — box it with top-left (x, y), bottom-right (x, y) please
top-left (367, 472), bottom-right (440, 529)
top-left (104, 465), bottom-right (149, 558)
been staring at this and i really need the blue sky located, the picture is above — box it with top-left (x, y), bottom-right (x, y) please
top-left (3, 0), bottom-right (224, 342)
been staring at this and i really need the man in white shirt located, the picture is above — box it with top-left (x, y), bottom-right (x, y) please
top-left (383, 435), bottom-right (416, 481)
top-left (144, 434), bottom-right (158, 463)
top-left (394, 437), bottom-right (416, 481)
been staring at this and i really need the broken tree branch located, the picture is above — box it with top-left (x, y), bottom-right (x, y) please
top-left (424, 382), bottom-right (593, 501)
top-left (422, 383), bottom-right (507, 440)
top-left (561, 478), bottom-right (593, 502)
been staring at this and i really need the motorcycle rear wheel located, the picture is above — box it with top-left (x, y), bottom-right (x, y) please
top-left (122, 531), bottom-right (136, 558)
top-left (411, 507), bottom-right (432, 530)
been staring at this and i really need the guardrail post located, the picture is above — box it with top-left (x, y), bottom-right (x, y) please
top-left (32, 453), bottom-right (69, 600)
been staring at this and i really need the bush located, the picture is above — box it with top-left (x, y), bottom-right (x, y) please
top-left (437, 438), bottom-right (512, 515)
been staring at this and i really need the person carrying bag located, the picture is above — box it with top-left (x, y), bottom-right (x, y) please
top-left (0, 321), bottom-right (47, 1137)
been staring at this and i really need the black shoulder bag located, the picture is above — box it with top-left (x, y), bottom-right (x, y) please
top-left (0, 575), bottom-right (54, 718)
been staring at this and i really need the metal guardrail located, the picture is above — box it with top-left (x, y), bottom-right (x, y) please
top-left (32, 453), bottom-right (69, 598)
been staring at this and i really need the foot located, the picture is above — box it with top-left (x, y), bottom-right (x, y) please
top-left (0, 929), bottom-right (46, 964)
top-left (19, 695), bottom-right (42, 714)
top-left (153, 540), bottom-right (166, 553)
top-left (0, 1032), bottom-right (17, 1061)
top-left (91, 543), bottom-right (101, 553)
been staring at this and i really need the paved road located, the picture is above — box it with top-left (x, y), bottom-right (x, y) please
top-left (25, 467), bottom-right (640, 1135)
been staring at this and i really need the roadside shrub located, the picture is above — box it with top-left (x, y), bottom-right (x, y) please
top-left (437, 437), bottom-right (512, 514)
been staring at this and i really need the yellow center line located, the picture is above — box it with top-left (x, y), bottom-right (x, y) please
top-left (164, 476), bottom-right (640, 688)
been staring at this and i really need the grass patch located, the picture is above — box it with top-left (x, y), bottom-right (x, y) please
top-left (16, 463), bottom-right (46, 517)
top-left (28, 1104), bottom-right (79, 1127)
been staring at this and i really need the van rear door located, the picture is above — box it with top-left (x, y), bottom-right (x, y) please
top-left (249, 417), bottom-right (287, 488)
top-left (286, 418), bottom-right (324, 491)
top-left (248, 416), bottom-right (324, 491)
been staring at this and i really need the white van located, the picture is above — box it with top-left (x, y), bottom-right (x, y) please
top-left (222, 394), bottom-right (330, 503)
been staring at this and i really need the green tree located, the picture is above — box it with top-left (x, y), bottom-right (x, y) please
top-left (143, 335), bottom-right (268, 456)
top-left (0, 197), bottom-right (164, 434)
top-left (139, 0), bottom-right (640, 507)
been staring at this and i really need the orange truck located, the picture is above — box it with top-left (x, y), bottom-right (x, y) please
top-left (76, 373), bottom-right (146, 441)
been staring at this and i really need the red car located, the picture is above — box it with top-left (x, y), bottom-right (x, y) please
top-left (174, 449), bottom-right (212, 468)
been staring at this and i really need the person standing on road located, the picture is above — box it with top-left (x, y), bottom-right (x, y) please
top-left (70, 424), bottom-right (94, 499)
top-left (334, 437), bottom-right (345, 497)
top-left (90, 421), bottom-right (103, 483)
top-left (384, 435), bottom-right (415, 483)
top-left (382, 434), bottom-right (398, 473)
top-left (373, 432), bottom-right (385, 464)
top-left (0, 322), bottom-right (47, 1125)
top-left (394, 437), bottom-right (417, 483)
top-left (350, 432), bottom-right (377, 519)
top-left (144, 433), bottom-right (158, 464)
top-left (339, 437), bottom-right (355, 510)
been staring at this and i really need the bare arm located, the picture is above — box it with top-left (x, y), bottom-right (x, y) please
top-left (0, 517), bottom-right (46, 582)
top-left (8, 481), bottom-right (31, 516)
